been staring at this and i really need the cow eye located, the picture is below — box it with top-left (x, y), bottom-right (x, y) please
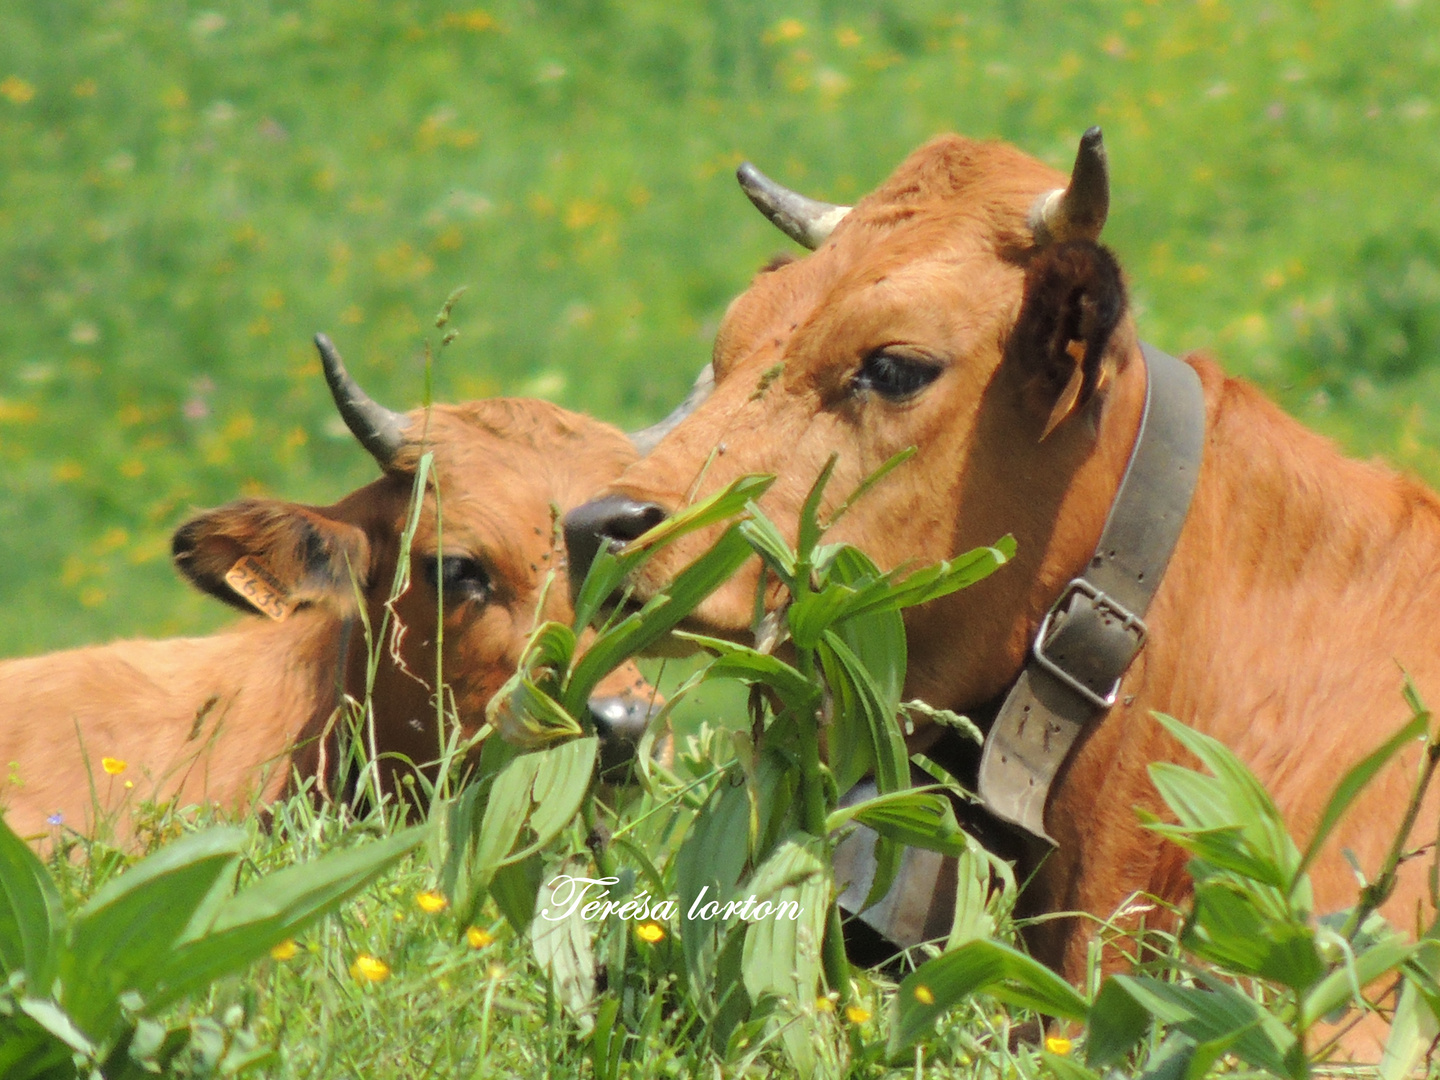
top-left (853, 351), bottom-right (943, 402)
top-left (424, 554), bottom-right (491, 602)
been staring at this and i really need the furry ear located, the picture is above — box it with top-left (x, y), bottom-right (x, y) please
top-left (1007, 241), bottom-right (1127, 439)
top-left (171, 499), bottom-right (371, 618)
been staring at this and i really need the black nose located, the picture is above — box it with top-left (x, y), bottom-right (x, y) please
top-left (587, 688), bottom-right (664, 777)
top-left (563, 496), bottom-right (668, 599)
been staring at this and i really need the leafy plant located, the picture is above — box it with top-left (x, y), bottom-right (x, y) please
top-left (441, 454), bottom-right (1014, 1075)
top-left (0, 816), bottom-right (423, 1078)
top-left (888, 687), bottom-right (1440, 1080)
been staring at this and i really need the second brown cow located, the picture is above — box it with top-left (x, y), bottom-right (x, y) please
top-left (0, 335), bottom-right (656, 841)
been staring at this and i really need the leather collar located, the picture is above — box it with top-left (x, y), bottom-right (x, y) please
top-left (977, 343), bottom-right (1206, 843)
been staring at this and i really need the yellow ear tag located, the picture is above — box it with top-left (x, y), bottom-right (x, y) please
top-left (224, 556), bottom-right (295, 621)
top-left (1041, 340), bottom-right (1088, 441)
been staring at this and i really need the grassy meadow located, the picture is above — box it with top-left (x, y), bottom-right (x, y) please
top-left (5, 0), bottom-right (1440, 656)
top-left (7, 1), bottom-right (1440, 1077)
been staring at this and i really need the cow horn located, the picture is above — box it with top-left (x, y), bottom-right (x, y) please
top-left (315, 332), bottom-right (407, 468)
top-left (736, 162), bottom-right (851, 250)
top-left (628, 363), bottom-right (715, 454)
top-left (1028, 126), bottom-right (1110, 244)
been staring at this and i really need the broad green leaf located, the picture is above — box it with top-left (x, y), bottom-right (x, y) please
top-left (591, 996), bottom-right (625, 1080)
top-left (1042, 1053), bottom-right (1104, 1080)
top-left (571, 544), bottom-right (630, 633)
top-left (1151, 715), bottom-right (1301, 887)
top-left (618, 474), bottom-right (775, 555)
top-left (887, 939), bottom-right (1088, 1056)
top-left (143, 826), bottom-right (423, 1015)
top-left (827, 791), bottom-right (967, 858)
top-left (0, 1012), bottom-right (79, 1080)
top-left (532, 855), bottom-right (598, 1033)
top-left (676, 775), bottom-right (751, 1006)
top-left (1181, 877), bottom-right (1323, 991)
top-left (1097, 974), bottom-right (1299, 1079)
top-left (490, 854), bottom-right (544, 933)
top-left (1140, 813), bottom-right (1291, 894)
top-left (1382, 966), bottom-right (1440, 1080)
top-left (18, 998), bottom-right (97, 1056)
top-left (738, 504), bottom-right (797, 588)
top-left (675, 632), bottom-right (816, 709)
top-left (0, 816), bottom-right (64, 990)
top-left (819, 631), bottom-right (906, 799)
top-left (786, 586), bottom-right (859, 650)
top-left (947, 839), bottom-right (997, 950)
top-left (841, 538), bottom-right (1015, 622)
top-left (740, 837), bottom-right (828, 1007)
top-left (1300, 935), bottom-right (1418, 1027)
top-left (520, 621), bottom-right (578, 680)
top-left (1295, 710), bottom-right (1427, 887)
top-left (1086, 974), bottom-right (1155, 1067)
top-left (827, 546), bottom-right (906, 728)
top-left (795, 452), bottom-right (839, 575)
top-left (510, 738), bottom-right (599, 864)
top-left (565, 526), bottom-right (754, 713)
top-left (61, 828), bottom-right (246, 1038)
top-left (487, 674), bottom-right (584, 747)
top-left (471, 756), bottom-right (540, 879)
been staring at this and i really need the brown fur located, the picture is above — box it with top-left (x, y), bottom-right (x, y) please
top-left (581, 133), bottom-right (1440, 1053)
top-left (1, 399), bottom-right (649, 842)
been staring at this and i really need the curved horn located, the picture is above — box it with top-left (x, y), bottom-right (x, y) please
top-left (1028, 126), bottom-right (1110, 245)
top-left (314, 332), bottom-right (407, 468)
top-left (627, 363), bottom-right (715, 455)
top-left (736, 162), bottom-right (851, 250)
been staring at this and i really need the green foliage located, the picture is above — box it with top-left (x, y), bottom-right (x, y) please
top-left (439, 460), bottom-right (1012, 1075)
top-left (0, 816), bottom-right (421, 1077)
top-left (889, 697), bottom-right (1440, 1080)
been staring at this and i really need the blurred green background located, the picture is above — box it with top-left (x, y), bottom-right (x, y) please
top-left (3, 0), bottom-right (1440, 657)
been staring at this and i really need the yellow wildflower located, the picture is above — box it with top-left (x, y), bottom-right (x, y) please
top-left (270, 939), bottom-right (298, 961)
top-left (0, 76), bottom-right (35, 104)
top-left (845, 1004), bottom-right (872, 1024)
top-left (1045, 1035), bottom-right (1073, 1055)
top-left (466, 926), bottom-right (494, 949)
top-left (350, 954), bottom-right (390, 982)
top-left (913, 984), bottom-right (935, 1005)
top-left (415, 890), bottom-right (448, 913)
top-left (101, 757), bottom-right (127, 775)
top-left (814, 995), bottom-right (835, 1013)
top-left (635, 922), bottom-right (666, 944)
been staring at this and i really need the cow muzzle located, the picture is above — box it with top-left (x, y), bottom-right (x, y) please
top-left (563, 496), bottom-right (668, 601)
top-left (587, 680), bottom-right (668, 776)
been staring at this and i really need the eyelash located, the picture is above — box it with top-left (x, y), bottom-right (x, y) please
top-left (853, 351), bottom-right (943, 401)
top-left (424, 555), bottom-right (491, 602)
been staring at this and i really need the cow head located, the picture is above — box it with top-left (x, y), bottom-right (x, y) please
top-left (172, 335), bottom-right (654, 789)
top-left (567, 130), bottom-right (1151, 718)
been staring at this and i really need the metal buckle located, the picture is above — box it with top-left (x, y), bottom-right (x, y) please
top-left (1031, 578), bottom-right (1147, 710)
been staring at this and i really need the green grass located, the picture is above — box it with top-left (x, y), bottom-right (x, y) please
top-left (4, 0), bottom-right (1440, 655)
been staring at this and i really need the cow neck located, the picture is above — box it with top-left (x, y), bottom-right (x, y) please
top-left (977, 342), bottom-right (1206, 844)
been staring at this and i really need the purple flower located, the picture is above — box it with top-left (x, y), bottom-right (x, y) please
top-left (47, 812), bottom-right (63, 826)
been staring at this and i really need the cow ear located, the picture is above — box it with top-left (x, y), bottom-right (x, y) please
top-left (171, 499), bottom-right (371, 618)
top-left (1008, 241), bottom-right (1128, 440)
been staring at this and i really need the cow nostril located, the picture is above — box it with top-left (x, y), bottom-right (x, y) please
top-left (563, 496), bottom-right (670, 595)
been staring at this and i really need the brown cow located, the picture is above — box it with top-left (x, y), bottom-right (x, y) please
top-left (564, 130), bottom-right (1440, 1019)
top-left (0, 335), bottom-right (658, 842)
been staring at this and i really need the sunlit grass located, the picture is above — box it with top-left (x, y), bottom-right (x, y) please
top-left (3, 0), bottom-right (1440, 655)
